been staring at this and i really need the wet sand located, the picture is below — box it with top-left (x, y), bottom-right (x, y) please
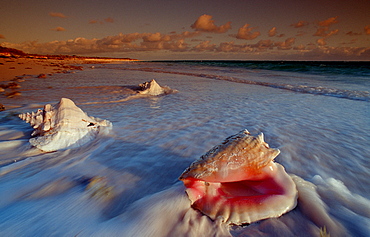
top-left (0, 57), bottom-right (85, 82)
top-left (0, 57), bottom-right (136, 101)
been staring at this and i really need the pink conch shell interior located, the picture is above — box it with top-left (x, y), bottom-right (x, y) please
top-left (179, 129), bottom-right (298, 225)
top-left (18, 98), bottom-right (112, 152)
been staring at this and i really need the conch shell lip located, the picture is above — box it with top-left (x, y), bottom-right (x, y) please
top-left (179, 129), bottom-right (298, 225)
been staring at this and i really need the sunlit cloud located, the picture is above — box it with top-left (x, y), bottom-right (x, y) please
top-left (212, 42), bottom-right (253, 53)
top-left (274, 37), bottom-right (296, 50)
top-left (2, 31), bottom-right (200, 54)
top-left (313, 28), bottom-right (327, 37)
top-left (142, 32), bottom-right (170, 42)
top-left (293, 44), bottom-right (306, 51)
top-left (301, 45), bottom-right (370, 60)
top-left (51, 27), bottom-right (66, 32)
top-left (191, 14), bottom-right (231, 33)
top-left (268, 27), bottom-right (277, 37)
top-left (317, 38), bottom-right (326, 46)
top-left (365, 25), bottom-right (370, 35)
top-left (0, 34), bottom-right (5, 39)
top-left (48, 12), bottom-right (67, 18)
top-left (251, 40), bottom-right (274, 51)
top-left (232, 24), bottom-right (260, 40)
top-left (2, 26), bottom-right (369, 60)
top-left (313, 28), bottom-right (339, 37)
top-left (317, 16), bottom-right (338, 27)
top-left (104, 17), bottom-right (114, 23)
top-left (193, 40), bottom-right (216, 52)
top-left (327, 29), bottom-right (339, 37)
top-left (290, 21), bottom-right (309, 28)
top-left (89, 17), bottom-right (115, 24)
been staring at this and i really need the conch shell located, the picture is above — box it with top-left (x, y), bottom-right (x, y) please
top-left (19, 98), bottom-right (112, 152)
top-left (179, 129), bottom-right (297, 225)
top-left (137, 79), bottom-right (176, 96)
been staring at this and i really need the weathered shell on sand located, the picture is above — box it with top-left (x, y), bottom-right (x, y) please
top-left (179, 129), bottom-right (297, 225)
top-left (138, 79), bottom-right (176, 96)
top-left (19, 98), bottom-right (112, 152)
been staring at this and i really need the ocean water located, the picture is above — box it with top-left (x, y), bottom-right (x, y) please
top-left (0, 61), bottom-right (369, 237)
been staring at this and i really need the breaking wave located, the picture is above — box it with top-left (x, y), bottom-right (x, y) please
top-left (116, 67), bottom-right (370, 102)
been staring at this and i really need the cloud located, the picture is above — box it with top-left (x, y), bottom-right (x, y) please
top-left (51, 27), bottom-right (66, 32)
top-left (104, 17), bottom-right (114, 23)
top-left (2, 31), bottom-right (200, 55)
top-left (274, 37), bottom-right (296, 50)
top-left (193, 40), bottom-right (216, 52)
top-left (250, 40), bottom-right (274, 51)
top-left (341, 39), bottom-right (358, 45)
top-left (365, 25), bottom-right (370, 35)
top-left (293, 44), bottom-right (306, 51)
top-left (317, 17), bottom-right (338, 27)
top-left (214, 41), bottom-right (253, 53)
top-left (142, 32), bottom-right (170, 42)
top-left (326, 29), bottom-right (339, 37)
top-left (345, 31), bottom-right (362, 36)
top-left (313, 27), bottom-right (327, 37)
top-left (0, 34), bottom-right (5, 39)
top-left (89, 17), bottom-right (115, 24)
top-left (268, 27), bottom-right (277, 37)
top-left (49, 12), bottom-right (67, 18)
top-left (300, 45), bottom-right (370, 60)
top-left (290, 21), bottom-right (309, 28)
top-left (203, 37), bottom-right (295, 53)
top-left (316, 38), bottom-right (326, 46)
top-left (3, 29), bottom-right (369, 60)
top-left (232, 24), bottom-right (260, 40)
top-left (191, 14), bottom-right (231, 33)
top-left (313, 28), bottom-right (339, 37)
top-left (139, 39), bottom-right (189, 52)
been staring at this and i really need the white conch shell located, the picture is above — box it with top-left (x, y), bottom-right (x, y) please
top-left (179, 129), bottom-right (297, 225)
top-left (138, 79), bottom-right (176, 96)
top-left (19, 98), bottom-right (112, 152)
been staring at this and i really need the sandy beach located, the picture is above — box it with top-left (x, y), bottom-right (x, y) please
top-left (0, 57), bottom-right (86, 82)
top-left (0, 55), bottom-right (136, 102)
top-left (0, 57), bottom-right (86, 101)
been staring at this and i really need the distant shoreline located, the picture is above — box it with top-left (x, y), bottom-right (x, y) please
top-left (0, 50), bottom-right (138, 101)
top-left (0, 54), bottom-right (138, 82)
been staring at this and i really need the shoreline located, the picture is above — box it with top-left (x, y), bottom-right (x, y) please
top-left (0, 56), bottom-right (136, 82)
top-left (0, 56), bottom-right (137, 101)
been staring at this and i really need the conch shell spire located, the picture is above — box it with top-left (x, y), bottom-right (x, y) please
top-left (19, 98), bottom-right (112, 152)
top-left (180, 129), bottom-right (280, 183)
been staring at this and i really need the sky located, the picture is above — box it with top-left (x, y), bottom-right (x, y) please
top-left (0, 0), bottom-right (369, 60)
